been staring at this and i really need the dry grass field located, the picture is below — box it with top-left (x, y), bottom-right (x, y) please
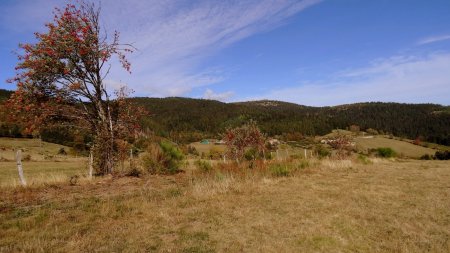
top-left (0, 138), bottom-right (87, 187)
top-left (355, 136), bottom-right (436, 158)
top-left (189, 142), bottom-right (227, 155)
top-left (0, 161), bottom-right (87, 187)
top-left (0, 138), bottom-right (76, 161)
top-left (1, 158), bottom-right (449, 252)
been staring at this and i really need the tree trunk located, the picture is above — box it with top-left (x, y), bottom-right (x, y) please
top-left (92, 123), bottom-right (115, 175)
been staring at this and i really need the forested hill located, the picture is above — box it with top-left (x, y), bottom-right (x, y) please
top-left (133, 97), bottom-right (450, 145)
top-left (1, 90), bottom-right (449, 145)
top-left (0, 89), bottom-right (13, 102)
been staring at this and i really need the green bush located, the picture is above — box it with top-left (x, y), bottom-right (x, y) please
top-left (195, 160), bottom-right (213, 172)
top-left (244, 148), bottom-right (258, 161)
top-left (420, 154), bottom-right (432, 160)
top-left (187, 145), bottom-right (199, 156)
top-left (314, 145), bottom-right (330, 159)
top-left (126, 167), bottom-right (143, 177)
top-left (142, 141), bottom-right (184, 174)
top-left (269, 164), bottom-right (290, 177)
top-left (434, 150), bottom-right (450, 160)
top-left (376, 147), bottom-right (396, 158)
top-left (357, 154), bottom-right (372, 164)
top-left (57, 148), bottom-right (67, 155)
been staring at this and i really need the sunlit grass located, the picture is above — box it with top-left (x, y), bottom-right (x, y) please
top-left (1, 159), bottom-right (449, 252)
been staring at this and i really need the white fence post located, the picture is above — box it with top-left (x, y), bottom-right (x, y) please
top-left (16, 150), bottom-right (27, 186)
top-left (89, 148), bottom-right (94, 179)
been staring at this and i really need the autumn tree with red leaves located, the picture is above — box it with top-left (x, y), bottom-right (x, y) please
top-left (223, 120), bottom-right (266, 162)
top-left (5, 1), bottom-right (141, 174)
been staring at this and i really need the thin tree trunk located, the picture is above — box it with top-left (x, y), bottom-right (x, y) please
top-left (16, 150), bottom-right (26, 186)
top-left (94, 99), bottom-right (115, 175)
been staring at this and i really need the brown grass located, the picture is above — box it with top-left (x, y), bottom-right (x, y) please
top-left (0, 137), bottom-right (78, 161)
top-left (1, 158), bottom-right (450, 252)
top-left (0, 137), bottom-right (88, 187)
top-left (355, 136), bottom-right (436, 158)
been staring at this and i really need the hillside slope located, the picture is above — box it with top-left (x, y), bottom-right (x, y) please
top-left (133, 97), bottom-right (450, 145)
top-left (0, 89), bottom-right (13, 102)
top-left (1, 91), bottom-right (449, 145)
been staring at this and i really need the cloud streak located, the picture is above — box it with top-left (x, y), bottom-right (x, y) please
top-left (1, 0), bottom-right (322, 96)
top-left (203, 89), bottom-right (234, 101)
top-left (99, 0), bottom-right (322, 96)
top-left (417, 34), bottom-right (450, 45)
top-left (248, 52), bottom-right (450, 106)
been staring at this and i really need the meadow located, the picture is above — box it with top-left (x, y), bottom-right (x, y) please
top-left (1, 160), bottom-right (450, 251)
top-left (354, 136), bottom-right (436, 158)
top-left (1, 137), bottom-right (450, 252)
top-left (0, 138), bottom-right (87, 187)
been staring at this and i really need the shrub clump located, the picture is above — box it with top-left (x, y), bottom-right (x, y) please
top-left (419, 154), bottom-right (432, 160)
top-left (314, 145), bottom-right (330, 159)
top-left (269, 164), bottom-right (290, 177)
top-left (434, 150), bottom-right (450, 160)
top-left (195, 160), bottom-right (213, 173)
top-left (375, 147), bottom-right (396, 158)
top-left (57, 147), bottom-right (67, 155)
top-left (142, 141), bottom-right (184, 174)
top-left (357, 154), bottom-right (372, 164)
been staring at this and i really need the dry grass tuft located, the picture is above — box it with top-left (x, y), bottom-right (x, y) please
top-left (320, 158), bottom-right (354, 170)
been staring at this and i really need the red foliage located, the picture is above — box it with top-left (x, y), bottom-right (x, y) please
top-left (5, 1), bottom-right (142, 174)
top-left (223, 120), bottom-right (266, 161)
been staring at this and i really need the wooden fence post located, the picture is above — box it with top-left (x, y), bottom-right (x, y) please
top-left (16, 150), bottom-right (26, 186)
top-left (129, 148), bottom-right (134, 169)
top-left (89, 148), bottom-right (94, 179)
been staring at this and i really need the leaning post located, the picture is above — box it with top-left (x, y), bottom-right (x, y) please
top-left (89, 148), bottom-right (94, 179)
top-left (16, 149), bottom-right (27, 186)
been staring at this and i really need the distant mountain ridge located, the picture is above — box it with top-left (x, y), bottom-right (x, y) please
top-left (1, 89), bottom-right (449, 145)
top-left (132, 97), bottom-right (450, 145)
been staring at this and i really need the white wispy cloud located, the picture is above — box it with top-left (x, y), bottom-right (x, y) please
top-left (203, 88), bottom-right (234, 101)
top-left (1, 0), bottom-right (322, 96)
top-left (100, 0), bottom-right (322, 96)
top-left (247, 52), bottom-right (450, 106)
top-left (417, 34), bottom-right (450, 45)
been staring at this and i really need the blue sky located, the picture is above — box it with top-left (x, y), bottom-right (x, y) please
top-left (1, 0), bottom-right (449, 106)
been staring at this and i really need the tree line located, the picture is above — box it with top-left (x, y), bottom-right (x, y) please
top-left (2, 91), bottom-right (450, 146)
top-left (132, 98), bottom-right (450, 145)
